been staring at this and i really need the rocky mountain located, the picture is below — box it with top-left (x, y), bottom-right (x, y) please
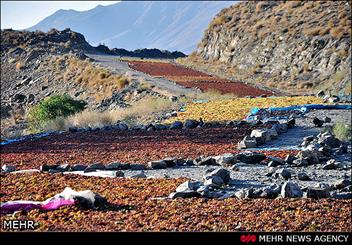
top-left (0, 28), bottom-right (185, 138)
top-left (95, 45), bottom-right (186, 59)
top-left (180, 1), bottom-right (351, 95)
top-left (27, 1), bottom-right (236, 54)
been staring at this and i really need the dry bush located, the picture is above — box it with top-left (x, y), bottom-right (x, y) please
top-left (319, 27), bottom-right (330, 35)
top-left (138, 79), bottom-right (153, 91)
top-left (303, 63), bottom-right (310, 73)
top-left (43, 96), bottom-right (174, 131)
top-left (303, 27), bottom-right (322, 37)
top-left (15, 62), bottom-right (25, 71)
top-left (330, 27), bottom-right (346, 39)
top-left (336, 49), bottom-right (349, 59)
top-left (209, 15), bottom-right (226, 29)
top-left (255, 2), bottom-right (267, 13)
top-left (56, 56), bottom-right (130, 102)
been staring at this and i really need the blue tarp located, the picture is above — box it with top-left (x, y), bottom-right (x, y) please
top-left (249, 104), bottom-right (352, 116)
top-left (0, 131), bottom-right (64, 146)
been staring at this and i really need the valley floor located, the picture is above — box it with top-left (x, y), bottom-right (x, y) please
top-left (1, 55), bottom-right (351, 232)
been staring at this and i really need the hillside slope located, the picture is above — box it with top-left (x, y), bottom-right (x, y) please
top-left (180, 1), bottom-right (351, 95)
top-left (27, 1), bottom-right (236, 54)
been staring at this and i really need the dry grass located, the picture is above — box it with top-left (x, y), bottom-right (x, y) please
top-left (330, 26), bottom-right (346, 39)
top-left (42, 97), bottom-right (175, 131)
top-left (15, 62), bottom-right (25, 71)
top-left (336, 49), bottom-right (349, 59)
top-left (185, 1), bottom-right (350, 95)
top-left (53, 55), bottom-right (130, 102)
top-left (209, 15), bottom-right (226, 29)
top-left (303, 27), bottom-right (322, 37)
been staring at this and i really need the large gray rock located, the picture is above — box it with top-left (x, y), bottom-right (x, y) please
top-left (204, 176), bottom-right (224, 187)
top-left (162, 158), bottom-right (177, 168)
top-left (117, 123), bottom-right (129, 131)
top-left (169, 121), bottom-right (183, 129)
top-left (130, 164), bottom-right (146, 170)
top-left (292, 158), bottom-right (309, 167)
top-left (236, 152), bottom-right (266, 164)
top-left (214, 153), bottom-right (237, 166)
top-left (105, 162), bottom-right (121, 170)
top-left (84, 163), bottom-right (106, 172)
top-left (184, 119), bottom-right (199, 129)
top-left (273, 168), bottom-right (291, 180)
top-left (169, 191), bottom-right (201, 199)
top-left (267, 156), bottom-right (285, 165)
top-left (266, 128), bottom-right (278, 141)
top-left (148, 160), bottom-right (167, 169)
top-left (250, 129), bottom-right (267, 145)
top-left (176, 180), bottom-right (203, 192)
top-left (1, 165), bottom-right (16, 173)
top-left (130, 172), bottom-right (147, 178)
top-left (71, 164), bottom-right (87, 171)
top-left (306, 187), bottom-right (330, 198)
top-left (296, 150), bottom-right (319, 165)
top-left (260, 184), bottom-right (281, 199)
top-left (322, 159), bottom-right (337, 170)
top-left (297, 172), bottom-right (311, 181)
top-left (40, 164), bottom-right (59, 172)
top-left (56, 164), bottom-right (71, 172)
top-left (281, 181), bottom-right (303, 198)
top-left (196, 156), bottom-right (218, 166)
top-left (170, 180), bottom-right (203, 199)
top-left (272, 123), bottom-right (288, 134)
top-left (204, 168), bottom-right (231, 184)
top-left (318, 134), bottom-right (341, 148)
top-left (237, 136), bottom-right (257, 149)
top-left (285, 154), bottom-right (297, 164)
top-left (333, 179), bottom-right (352, 190)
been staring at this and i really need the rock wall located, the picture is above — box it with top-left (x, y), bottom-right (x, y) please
top-left (194, 1), bottom-right (351, 94)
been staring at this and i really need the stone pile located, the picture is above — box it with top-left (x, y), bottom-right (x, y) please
top-left (238, 119), bottom-right (294, 149)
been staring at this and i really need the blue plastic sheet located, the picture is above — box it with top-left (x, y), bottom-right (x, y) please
top-left (268, 104), bottom-right (352, 112)
top-left (249, 104), bottom-right (352, 117)
top-left (0, 131), bottom-right (64, 146)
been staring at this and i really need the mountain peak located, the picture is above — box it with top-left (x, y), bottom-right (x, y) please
top-left (27, 1), bottom-right (236, 53)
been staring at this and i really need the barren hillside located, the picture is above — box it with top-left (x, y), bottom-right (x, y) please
top-left (179, 1), bottom-right (351, 95)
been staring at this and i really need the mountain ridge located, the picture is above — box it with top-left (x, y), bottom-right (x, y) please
top-left (179, 1), bottom-right (351, 95)
top-left (27, 1), bottom-right (236, 54)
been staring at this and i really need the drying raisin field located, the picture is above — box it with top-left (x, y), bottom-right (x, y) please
top-left (128, 61), bottom-right (273, 96)
top-left (1, 56), bottom-right (351, 233)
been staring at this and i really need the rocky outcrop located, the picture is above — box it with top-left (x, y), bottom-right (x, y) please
top-left (1, 28), bottom-right (96, 55)
top-left (187, 1), bottom-right (351, 95)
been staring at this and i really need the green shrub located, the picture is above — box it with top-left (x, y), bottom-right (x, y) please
top-left (333, 121), bottom-right (352, 142)
top-left (28, 94), bottom-right (87, 132)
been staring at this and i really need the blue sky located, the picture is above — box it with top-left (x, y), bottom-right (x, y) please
top-left (1, 1), bottom-right (119, 30)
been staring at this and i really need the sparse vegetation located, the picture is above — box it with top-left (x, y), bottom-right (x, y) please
top-left (42, 96), bottom-right (175, 131)
top-left (55, 55), bottom-right (130, 101)
top-left (333, 121), bottom-right (352, 142)
top-left (330, 27), bottom-right (346, 39)
top-left (303, 27), bottom-right (323, 37)
top-left (181, 1), bottom-right (351, 95)
top-left (15, 62), bottom-right (25, 71)
top-left (27, 95), bottom-right (87, 132)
